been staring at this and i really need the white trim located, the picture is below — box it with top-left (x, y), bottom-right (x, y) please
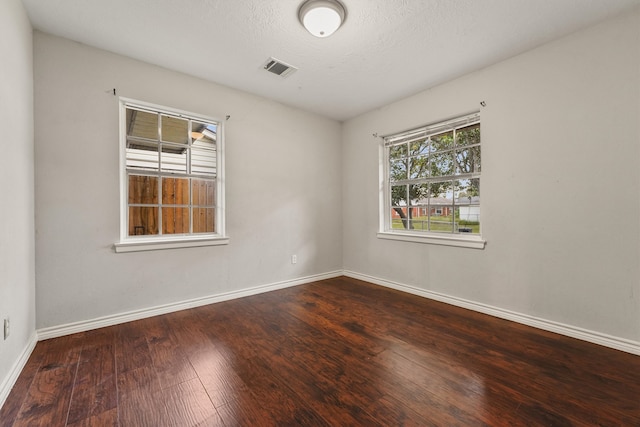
top-left (377, 231), bottom-right (486, 249)
top-left (0, 332), bottom-right (37, 409)
top-left (344, 270), bottom-right (640, 356)
top-left (114, 236), bottom-right (229, 253)
top-left (378, 141), bottom-right (387, 232)
top-left (37, 271), bottom-right (343, 340)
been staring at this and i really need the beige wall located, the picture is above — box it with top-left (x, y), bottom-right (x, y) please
top-left (342, 8), bottom-right (640, 343)
top-left (0, 0), bottom-right (35, 404)
top-left (33, 33), bottom-right (343, 329)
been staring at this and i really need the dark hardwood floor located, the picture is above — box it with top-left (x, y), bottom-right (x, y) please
top-left (1, 276), bottom-right (639, 426)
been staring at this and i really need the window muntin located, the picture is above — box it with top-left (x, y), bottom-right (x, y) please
top-left (121, 101), bottom-right (223, 242)
top-left (383, 113), bottom-right (481, 236)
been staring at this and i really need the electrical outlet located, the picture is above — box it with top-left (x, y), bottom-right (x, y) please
top-left (3, 318), bottom-right (9, 340)
top-left (291, 254), bottom-right (297, 264)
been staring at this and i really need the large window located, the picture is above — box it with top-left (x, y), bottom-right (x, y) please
top-left (379, 112), bottom-right (484, 249)
top-left (115, 99), bottom-right (227, 252)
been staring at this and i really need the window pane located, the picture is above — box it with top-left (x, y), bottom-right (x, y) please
top-left (192, 147), bottom-right (217, 176)
top-left (391, 207), bottom-right (409, 230)
top-left (429, 180), bottom-right (454, 233)
top-left (455, 146), bottom-right (481, 174)
top-left (127, 109), bottom-right (158, 140)
top-left (429, 180), bottom-right (452, 199)
top-left (430, 130), bottom-right (453, 151)
top-left (161, 115), bottom-right (188, 144)
top-left (191, 122), bottom-right (217, 148)
top-left (192, 179), bottom-right (216, 207)
top-left (409, 183), bottom-right (429, 206)
top-left (162, 207), bottom-right (189, 234)
top-left (429, 181), bottom-right (454, 233)
top-left (128, 206), bottom-right (158, 236)
top-left (128, 175), bottom-right (158, 204)
top-left (429, 205), bottom-right (454, 233)
top-left (456, 179), bottom-right (480, 234)
top-left (193, 208), bottom-right (215, 233)
top-left (126, 140), bottom-right (159, 170)
top-left (160, 144), bottom-right (188, 173)
top-left (390, 160), bottom-right (408, 181)
top-left (430, 151), bottom-right (454, 177)
top-left (456, 178), bottom-right (480, 198)
top-left (389, 144), bottom-right (407, 160)
top-left (409, 183), bottom-right (428, 232)
top-left (455, 123), bottom-right (480, 147)
top-left (409, 155), bottom-right (429, 179)
top-left (162, 177), bottom-right (189, 205)
top-left (409, 139), bottom-right (429, 156)
top-left (391, 185), bottom-right (408, 207)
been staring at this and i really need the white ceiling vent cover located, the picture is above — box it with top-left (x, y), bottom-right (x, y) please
top-left (263, 57), bottom-right (297, 78)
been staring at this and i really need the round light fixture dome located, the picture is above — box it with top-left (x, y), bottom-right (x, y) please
top-left (298, 0), bottom-right (346, 38)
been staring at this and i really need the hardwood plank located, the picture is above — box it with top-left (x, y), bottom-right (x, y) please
top-left (38, 333), bottom-right (85, 368)
top-left (216, 393), bottom-right (280, 427)
top-left (167, 312), bottom-right (249, 408)
top-left (114, 320), bottom-right (154, 374)
top-left (117, 366), bottom-right (165, 427)
top-left (230, 356), bottom-right (330, 426)
top-left (141, 315), bottom-right (197, 389)
top-left (159, 378), bottom-right (218, 427)
top-left (374, 347), bottom-right (546, 425)
top-left (66, 408), bottom-right (118, 427)
top-left (12, 363), bottom-right (76, 427)
top-left (366, 394), bottom-right (439, 427)
top-left (66, 342), bottom-right (117, 425)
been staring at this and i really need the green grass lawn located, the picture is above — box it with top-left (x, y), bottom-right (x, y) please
top-left (391, 216), bottom-right (480, 234)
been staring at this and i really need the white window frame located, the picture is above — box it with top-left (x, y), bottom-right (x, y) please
top-left (114, 98), bottom-right (228, 252)
top-left (377, 112), bottom-right (486, 249)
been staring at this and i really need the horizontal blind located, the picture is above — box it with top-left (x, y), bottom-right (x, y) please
top-left (384, 112), bottom-right (480, 147)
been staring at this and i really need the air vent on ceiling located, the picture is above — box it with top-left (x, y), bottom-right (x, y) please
top-left (263, 57), bottom-right (297, 78)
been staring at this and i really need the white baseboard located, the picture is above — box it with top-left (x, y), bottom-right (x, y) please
top-left (30, 268), bottom-right (640, 355)
top-left (37, 270), bottom-right (343, 340)
top-left (344, 270), bottom-right (640, 356)
top-left (0, 332), bottom-right (37, 410)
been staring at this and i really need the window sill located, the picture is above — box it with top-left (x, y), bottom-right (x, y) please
top-left (377, 231), bottom-right (486, 249)
top-left (114, 236), bottom-right (229, 253)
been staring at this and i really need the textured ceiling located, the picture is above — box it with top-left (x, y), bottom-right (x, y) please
top-left (21, 0), bottom-right (640, 121)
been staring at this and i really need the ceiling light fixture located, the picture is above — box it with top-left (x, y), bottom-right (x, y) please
top-left (298, 0), bottom-right (346, 38)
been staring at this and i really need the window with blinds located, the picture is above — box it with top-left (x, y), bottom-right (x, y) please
top-left (381, 112), bottom-right (481, 237)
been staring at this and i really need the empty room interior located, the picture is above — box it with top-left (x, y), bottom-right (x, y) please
top-left (1, 0), bottom-right (640, 425)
